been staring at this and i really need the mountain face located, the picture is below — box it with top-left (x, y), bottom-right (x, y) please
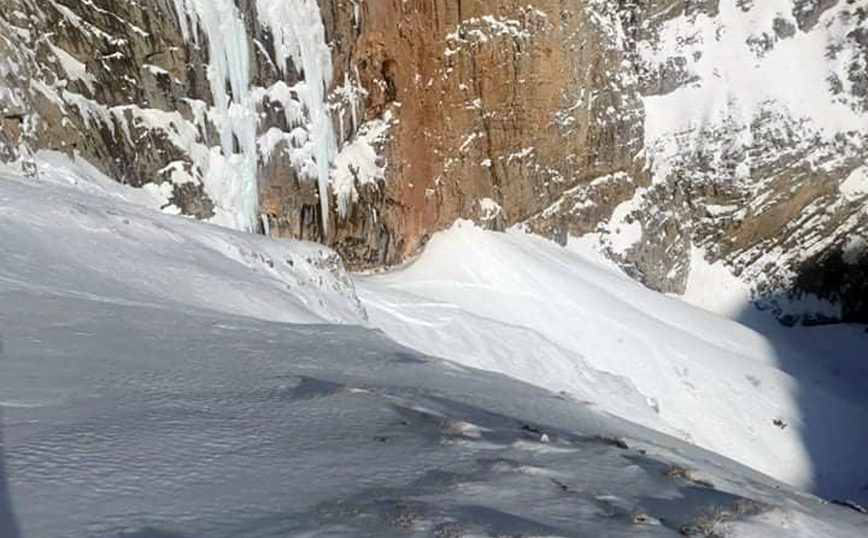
top-left (0, 0), bottom-right (866, 322)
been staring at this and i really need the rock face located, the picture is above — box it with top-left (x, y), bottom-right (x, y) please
top-left (0, 0), bottom-right (866, 322)
top-left (326, 0), bottom-right (651, 270)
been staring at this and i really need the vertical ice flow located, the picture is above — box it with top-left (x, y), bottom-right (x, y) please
top-left (172, 0), bottom-right (336, 236)
top-left (170, 0), bottom-right (259, 231)
top-left (255, 0), bottom-right (336, 237)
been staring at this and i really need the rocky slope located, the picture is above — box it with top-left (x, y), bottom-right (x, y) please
top-left (0, 0), bottom-right (866, 322)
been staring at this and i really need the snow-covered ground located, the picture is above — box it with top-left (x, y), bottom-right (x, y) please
top-left (0, 152), bottom-right (364, 325)
top-left (1, 160), bottom-right (867, 537)
top-left (358, 221), bottom-right (868, 502)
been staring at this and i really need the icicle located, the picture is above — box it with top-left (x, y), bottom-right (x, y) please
top-left (170, 0), bottom-right (337, 236)
top-left (169, 0), bottom-right (258, 232)
top-left (346, 71), bottom-right (358, 135)
top-left (255, 0), bottom-right (336, 237)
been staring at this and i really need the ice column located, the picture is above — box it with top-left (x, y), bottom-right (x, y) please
top-left (171, 0), bottom-right (259, 231)
top-left (255, 0), bottom-right (336, 236)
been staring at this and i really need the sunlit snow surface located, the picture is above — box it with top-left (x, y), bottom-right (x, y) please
top-left (1, 166), bottom-right (867, 537)
top-left (359, 221), bottom-right (868, 499)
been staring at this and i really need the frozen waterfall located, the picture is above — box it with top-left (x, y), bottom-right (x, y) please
top-left (170, 0), bottom-right (336, 235)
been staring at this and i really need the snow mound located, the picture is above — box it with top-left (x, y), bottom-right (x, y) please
top-left (0, 164), bottom-right (364, 324)
top-left (359, 220), bottom-right (868, 498)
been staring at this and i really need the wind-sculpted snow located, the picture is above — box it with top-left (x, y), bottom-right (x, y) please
top-left (0, 155), bottom-right (364, 324)
top-left (2, 290), bottom-right (863, 538)
top-left (1, 164), bottom-right (867, 536)
top-left (359, 220), bottom-right (868, 503)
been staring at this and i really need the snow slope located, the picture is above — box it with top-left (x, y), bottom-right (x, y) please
top-left (0, 153), bottom-right (364, 325)
top-left (1, 163), bottom-right (867, 536)
top-left (359, 221), bottom-right (868, 501)
top-left (3, 280), bottom-right (864, 538)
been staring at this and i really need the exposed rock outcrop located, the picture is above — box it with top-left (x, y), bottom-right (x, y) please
top-left (0, 0), bottom-right (866, 322)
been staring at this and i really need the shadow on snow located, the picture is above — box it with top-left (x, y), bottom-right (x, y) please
top-left (0, 335), bottom-right (21, 538)
top-left (734, 252), bottom-right (868, 505)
